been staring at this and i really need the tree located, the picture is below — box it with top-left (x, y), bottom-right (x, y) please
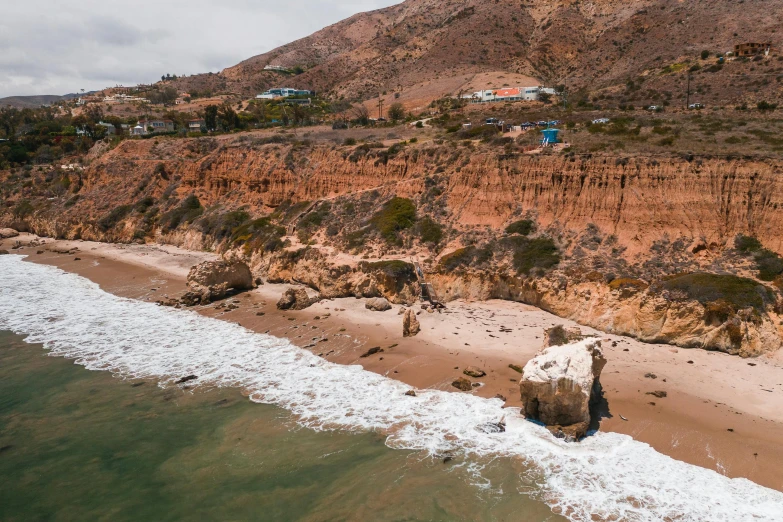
top-left (538, 91), bottom-right (552, 104)
top-left (149, 86), bottom-right (178, 105)
top-left (84, 105), bottom-right (104, 124)
top-left (106, 116), bottom-right (125, 136)
top-left (0, 106), bottom-right (24, 141)
top-left (291, 103), bottom-right (308, 126)
top-left (701, 50), bottom-right (710, 60)
top-left (204, 105), bottom-right (218, 131)
top-left (251, 101), bottom-right (268, 125)
top-left (351, 104), bottom-right (370, 125)
top-left (388, 102), bottom-right (405, 122)
top-left (217, 102), bottom-right (239, 131)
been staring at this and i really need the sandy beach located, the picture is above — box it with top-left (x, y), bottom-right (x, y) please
top-left (4, 233), bottom-right (783, 492)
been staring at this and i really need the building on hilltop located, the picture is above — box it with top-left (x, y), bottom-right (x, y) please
top-left (187, 119), bottom-right (206, 133)
top-left (734, 42), bottom-right (773, 57)
top-left (461, 86), bottom-right (556, 103)
top-left (97, 121), bottom-right (131, 136)
top-left (132, 119), bottom-right (174, 136)
top-left (256, 88), bottom-right (314, 100)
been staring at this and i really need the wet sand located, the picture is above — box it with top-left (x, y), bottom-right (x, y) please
top-left (5, 234), bottom-right (783, 492)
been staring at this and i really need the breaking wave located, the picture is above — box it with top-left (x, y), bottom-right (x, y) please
top-left (1, 255), bottom-right (781, 521)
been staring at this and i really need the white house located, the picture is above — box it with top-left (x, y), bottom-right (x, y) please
top-left (461, 86), bottom-right (556, 103)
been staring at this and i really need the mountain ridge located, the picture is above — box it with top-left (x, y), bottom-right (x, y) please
top-left (169, 0), bottom-right (783, 105)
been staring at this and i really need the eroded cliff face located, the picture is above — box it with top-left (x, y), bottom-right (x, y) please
top-left (429, 271), bottom-right (783, 358)
top-left (3, 133), bottom-right (783, 355)
top-left (62, 137), bottom-right (783, 254)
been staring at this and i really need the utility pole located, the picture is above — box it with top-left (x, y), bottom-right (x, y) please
top-left (378, 95), bottom-right (385, 120)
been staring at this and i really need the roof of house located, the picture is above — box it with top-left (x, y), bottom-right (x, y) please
top-left (494, 88), bottom-right (521, 97)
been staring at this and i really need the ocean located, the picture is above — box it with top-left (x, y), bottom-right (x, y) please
top-left (1, 254), bottom-right (782, 521)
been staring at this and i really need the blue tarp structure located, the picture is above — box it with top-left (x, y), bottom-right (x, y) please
top-left (541, 128), bottom-right (560, 144)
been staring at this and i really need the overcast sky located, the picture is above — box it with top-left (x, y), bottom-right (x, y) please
top-left (0, 0), bottom-right (400, 98)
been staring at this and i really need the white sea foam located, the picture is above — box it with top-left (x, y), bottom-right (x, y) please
top-left (1, 255), bottom-right (782, 521)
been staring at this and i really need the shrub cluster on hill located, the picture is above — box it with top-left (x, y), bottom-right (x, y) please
top-left (370, 197), bottom-right (417, 244)
top-left (735, 234), bottom-right (783, 282)
top-left (159, 195), bottom-right (204, 232)
top-left (652, 272), bottom-right (773, 313)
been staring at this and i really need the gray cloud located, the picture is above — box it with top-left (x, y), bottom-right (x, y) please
top-left (0, 0), bottom-right (399, 97)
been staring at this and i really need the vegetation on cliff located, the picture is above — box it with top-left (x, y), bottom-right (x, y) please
top-left (159, 195), bottom-right (204, 232)
top-left (510, 237), bottom-right (561, 275)
top-left (735, 234), bottom-right (783, 282)
top-left (652, 273), bottom-right (773, 313)
top-left (370, 197), bottom-right (417, 245)
top-left (505, 219), bottom-right (535, 236)
top-left (230, 217), bottom-right (286, 253)
top-left (439, 246), bottom-right (493, 273)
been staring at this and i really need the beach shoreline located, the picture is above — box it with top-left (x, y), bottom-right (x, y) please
top-left (4, 233), bottom-right (783, 492)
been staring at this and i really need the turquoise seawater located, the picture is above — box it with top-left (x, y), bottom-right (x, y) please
top-left (0, 331), bottom-right (559, 522)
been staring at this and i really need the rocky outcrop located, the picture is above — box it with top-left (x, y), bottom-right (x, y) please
top-left (520, 339), bottom-right (607, 441)
top-left (265, 249), bottom-right (419, 305)
top-left (0, 228), bottom-right (18, 239)
top-left (277, 287), bottom-right (318, 310)
top-left (452, 377), bottom-right (473, 391)
top-left (432, 271), bottom-right (782, 357)
top-left (543, 325), bottom-right (587, 347)
top-left (365, 297), bottom-right (392, 311)
top-left (463, 366), bottom-right (486, 378)
top-left (402, 308), bottom-right (420, 337)
top-left (183, 259), bottom-right (255, 305)
top-left (0, 249), bottom-right (9, 255)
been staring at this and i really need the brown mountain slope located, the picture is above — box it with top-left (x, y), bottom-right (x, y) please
top-left (172, 0), bottom-right (782, 105)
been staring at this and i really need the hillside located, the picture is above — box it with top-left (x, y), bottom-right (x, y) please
top-left (0, 95), bottom-right (67, 109)
top-left (171, 0), bottom-right (783, 107)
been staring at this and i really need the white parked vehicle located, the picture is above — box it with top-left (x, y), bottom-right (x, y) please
top-left (592, 118), bottom-right (610, 124)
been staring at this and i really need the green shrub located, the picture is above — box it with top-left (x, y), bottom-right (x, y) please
top-left (734, 234), bottom-right (783, 281)
top-left (505, 219), bottom-right (535, 236)
top-left (345, 227), bottom-right (370, 249)
top-left (417, 215), bottom-right (443, 244)
top-left (439, 246), bottom-right (493, 272)
top-left (198, 209), bottom-right (250, 240)
top-left (343, 138), bottom-right (357, 146)
top-left (134, 196), bottom-right (156, 213)
top-left (298, 202), bottom-right (332, 230)
top-left (230, 217), bottom-right (285, 252)
top-left (608, 277), bottom-right (649, 291)
top-left (654, 273), bottom-right (771, 312)
top-left (98, 205), bottom-right (132, 231)
top-left (371, 197), bottom-right (416, 244)
top-left (755, 250), bottom-right (783, 281)
top-left (362, 260), bottom-right (415, 280)
top-left (735, 234), bottom-right (763, 254)
top-left (13, 200), bottom-right (34, 219)
top-left (511, 236), bottom-right (560, 275)
top-left (159, 195), bottom-right (204, 232)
